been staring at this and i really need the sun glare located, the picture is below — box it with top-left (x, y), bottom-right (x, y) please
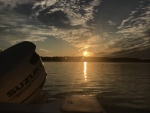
top-left (83, 51), bottom-right (88, 56)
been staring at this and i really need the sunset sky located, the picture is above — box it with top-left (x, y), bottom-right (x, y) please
top-left (0, 0), bottom-right (150, 58)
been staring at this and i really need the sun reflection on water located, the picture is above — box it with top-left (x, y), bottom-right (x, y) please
top-left (84, 62), bottom-right (87, 81)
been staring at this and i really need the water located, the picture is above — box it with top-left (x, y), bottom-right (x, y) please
top-left (43, 62), bottom-right (150, 113)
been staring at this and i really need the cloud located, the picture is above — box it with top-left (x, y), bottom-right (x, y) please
top-left (37, 10), bottom-right (73, 28)
top-left (116, 1), bottom-right (150, 54)
top-left (4, 36), bottom-right (47, 45)
top-left (39, 48), bottom-right (52, 56)
top-left (0, 2), bottom-right (50, 46)
top-left (32, 0), bottom-right (101, 27)
top-left (144, 28), bottom-right (150, 37)
top-left (55, 28), bottom-right (100, 48)
top-left (108, 20), bottom-right (116, 26)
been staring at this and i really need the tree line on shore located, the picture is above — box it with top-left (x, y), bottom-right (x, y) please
top-left (41, 56), bottom-right (150, 62)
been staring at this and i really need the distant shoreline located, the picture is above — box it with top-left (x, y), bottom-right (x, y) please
top-left (41, 56), bottom-right (150, 63)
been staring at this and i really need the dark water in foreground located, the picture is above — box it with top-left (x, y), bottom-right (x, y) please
top-left (43, 62), bottom-right (150, 113)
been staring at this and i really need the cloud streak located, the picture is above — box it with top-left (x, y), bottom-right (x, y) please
top-left (112, 1), bottom-right (150, 57)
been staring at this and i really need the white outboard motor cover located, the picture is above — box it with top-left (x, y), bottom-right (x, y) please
top-left (0, 41), bottom-right (47, 103)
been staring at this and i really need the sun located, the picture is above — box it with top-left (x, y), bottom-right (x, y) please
top-left (83, 51), bottom-right (88, 56)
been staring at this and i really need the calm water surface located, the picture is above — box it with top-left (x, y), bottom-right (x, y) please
top-left (43, 62), bottom-right (150, 113)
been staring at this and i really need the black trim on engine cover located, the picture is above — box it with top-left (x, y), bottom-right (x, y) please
top-left (21, 78), bottom-right (46, 103)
